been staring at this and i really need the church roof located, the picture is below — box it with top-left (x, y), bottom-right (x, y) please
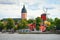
top-left (21, 5), bottom-right (27, 13)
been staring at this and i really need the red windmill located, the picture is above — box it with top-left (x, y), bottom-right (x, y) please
top-left (41, 13), bottom-right (46, 21)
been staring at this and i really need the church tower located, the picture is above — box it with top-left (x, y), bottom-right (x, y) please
top-left (21, 5), bottom-right (27, 19)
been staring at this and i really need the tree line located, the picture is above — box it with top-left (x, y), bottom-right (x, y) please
top-left (0, 17), bottom-right (60, 31)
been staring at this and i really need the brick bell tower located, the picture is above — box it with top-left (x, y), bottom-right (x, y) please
top-left (21, 5), bottom-right (27, 19)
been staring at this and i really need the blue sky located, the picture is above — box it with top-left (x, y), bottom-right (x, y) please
top-left (0, 0), bottom-right (60, 19)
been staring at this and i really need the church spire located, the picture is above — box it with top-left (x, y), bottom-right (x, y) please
top-left (21, 5), bottom-right (27, 13)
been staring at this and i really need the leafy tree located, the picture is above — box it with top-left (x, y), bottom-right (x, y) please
top-left (18, 19), bottom-right (28, 29)
top-left (6, 18), bottom-right (15, 29)
top-left (47, 18), bottom-right (54, 24)
top-left (0, 21), bottom-right (4, 31)
top-left (36, 17), bottom-right (42, 26)
top-left (35, 17), bottom-right (42, 30)
top-left (36, 17), bottom-right (42, 23)
top-left (54, 18), bottom-right (60, 30)
top-left (36, 26), bottom-right (39, 31)
top-left (54, 18), bottom-right (59, 25)
top-left (27, 19), bottom-right (34, 24)
top-left (54, 18), bottom-right (59, 22)
top-left (46, 24), bottom-right (55, 31)
top-left (46, 18), bottom-right (55, 31)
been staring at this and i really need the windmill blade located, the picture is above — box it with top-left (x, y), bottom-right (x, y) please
top-left (43, 7), bottom-right (48, 14)
top-left (46, 13), bottom-right (50, 15)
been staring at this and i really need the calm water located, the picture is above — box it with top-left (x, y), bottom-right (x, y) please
top-left (0, 33), bottom-right (60, 40)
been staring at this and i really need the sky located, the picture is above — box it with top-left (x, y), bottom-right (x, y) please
top-left (0, 0), bottom-right (60, 19)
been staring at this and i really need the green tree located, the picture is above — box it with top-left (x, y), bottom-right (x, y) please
top-left (36, 17), bottom-right (42, 23)
top-left (46, 18), bottom-right (55, 31)
top-left (54, 18), bottom-right (60, 30)
top-left (36, 17), bottom-right (42, 26)
top-left (46, 24), bottom-right (55, 31)
top-left (36, 26), bottom-right (39, 31)
top-left (27, 19), bottom-right (34, 24)
top-left (54, 18), bottom-right (59, 25)
top-left (47, 18), bottom-right (54, 24)
top-left (0, 21), bottom-right (4, 31)
top-left (6, 18), bottom-right (15, 29)
top-left (35, 17), bottom-right (42, 30)
top-left (18, 19), bottom-right (28, 29)
top-left (54, 18), bottom-right (59, 22)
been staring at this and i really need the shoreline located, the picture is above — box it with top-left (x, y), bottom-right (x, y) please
top-left (0, 31), bottom-right (60, 34)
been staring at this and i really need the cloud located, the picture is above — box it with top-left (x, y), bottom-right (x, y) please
top-left (46, 0), bottom-right (60, 5)
top-left (27, 3), bottom-right (40, 10)
top-left (0, 0), bottom-right (16, 4)
top-left (0, 1), bottom-right (15, 4)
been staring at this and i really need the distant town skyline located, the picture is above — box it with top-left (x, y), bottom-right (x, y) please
top-left (0, 0), bottom-right (60, 19)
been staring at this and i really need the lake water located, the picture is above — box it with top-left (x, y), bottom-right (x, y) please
top-left (0, 33), bottom-right (60, 40)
